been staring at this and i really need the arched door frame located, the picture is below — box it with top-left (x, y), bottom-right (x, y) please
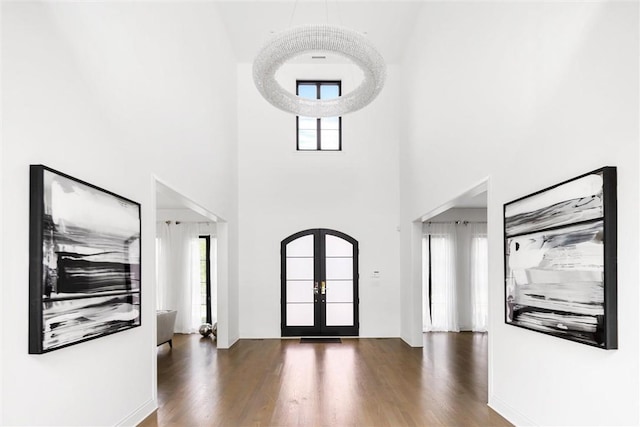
top-left (281, 228), bottom-right (359, 337)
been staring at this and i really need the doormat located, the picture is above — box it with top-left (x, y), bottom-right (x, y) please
top-left (300, 338), bottom-right (342, 344)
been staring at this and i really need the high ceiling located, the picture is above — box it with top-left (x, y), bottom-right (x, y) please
top-left (214, 1), bottom-right (425, 63)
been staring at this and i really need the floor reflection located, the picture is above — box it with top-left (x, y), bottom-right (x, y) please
top-left (142, 333), bottom-right (511, 427)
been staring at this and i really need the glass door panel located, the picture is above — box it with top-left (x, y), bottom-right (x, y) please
top-left (325, 303), bottom-right (354, 326)
top-left (325, 257), bottom-right (353, 280)
top-left (286, 304), bottom-right (314, 326)
top-left (286, 258), bottom-right (314, 280)
top-left (287, 234), bottom-right (314, 256)
top-left (324, 234), bottom-right (354, 327)
top-left (286, 281), bottom-right (314, 303)
top-left (325, 281), bottom-right (353, 302)
top-left (285, 234), bottom-right (316, 328)
top-left (325, 234), bottom-right (353, 256)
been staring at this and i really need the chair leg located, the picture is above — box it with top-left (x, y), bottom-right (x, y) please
top-left (168, 339), bottom-right (173, 349)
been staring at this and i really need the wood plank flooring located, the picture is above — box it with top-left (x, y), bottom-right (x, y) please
top-left (140, 333), bottom-right (512, 427)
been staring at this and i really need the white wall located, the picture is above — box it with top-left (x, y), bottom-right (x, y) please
top-left (400, 2), bottom-right (639, 426)
top-left (1, 2), bottom-right (238, 425)
top-left (237, 62), bottom-right (401, 338)
top-left (0, 2), bottom-right (4, 420)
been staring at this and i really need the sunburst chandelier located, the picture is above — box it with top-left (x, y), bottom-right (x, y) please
top-left (252, 24), bottom-right (386, 117)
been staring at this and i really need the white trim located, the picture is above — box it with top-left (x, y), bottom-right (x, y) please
top-left (213, 221), bottom-right (231, 349)
top-left (0, 1), bottom-right (4, 420)
top-left (115, 398), bottom-right (157, 427)
top-left (409, 220), bottom-right (424, 346)
top-left (489, 394), bottom-right (538, 427)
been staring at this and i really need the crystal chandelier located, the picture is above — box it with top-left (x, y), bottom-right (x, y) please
top-left (253, 24), bottom-right (386, 117)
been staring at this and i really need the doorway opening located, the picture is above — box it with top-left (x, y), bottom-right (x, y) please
top-left (281, 228), bottom-right (359, 337)
top-left (155, 181), bottom-right (219, 335)
top-left (422, 208), bottom-right (487, 332)
top-left (419, 180), bottom-right (488, 334)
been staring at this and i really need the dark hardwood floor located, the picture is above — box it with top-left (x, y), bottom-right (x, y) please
top-left (140, 333), bottom-right (512, 427)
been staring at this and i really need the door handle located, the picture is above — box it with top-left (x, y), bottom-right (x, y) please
top-left (321, 281), bottom-right (326, 295)
top-left (314, 281), bottom-right (319, 295)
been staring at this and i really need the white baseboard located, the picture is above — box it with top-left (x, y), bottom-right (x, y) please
top-left (489, 394), bottom-right (538, 427)
top-left (116, 398), bottom-right (157, 427)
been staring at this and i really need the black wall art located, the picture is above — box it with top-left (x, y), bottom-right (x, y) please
top-left (29, 165), bottom-right (141, 354)
top-left (504, 167), bottom-right (617, 349)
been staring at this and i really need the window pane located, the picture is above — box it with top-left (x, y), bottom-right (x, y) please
top-left (287, 303), bottom-right (314, 326)
top-left (199, 237), bottom-right (209, 324)
top-left (325, 303), bottom-right (353, 326)
top-left (325, 235), bottom-right (352, 257)
top-left (286, 234), bottom-right (314, 257)
top-left (320, 84), bottom-right (339, 99)
top-left (320, 117), bottom-right (339, 130)
top-left (320, 130), bottom-right (340, 150)
top-left (326, 281), bottom-right (353, 303)
top-left (286, 257), bottom-right (314, 280)
top-left (298, 130), bottom-right (317, 150)
top-left (286, 280), bottom-right (314, 303)
top-left (296, 81), bottom-right (341, 151)
top-left (325, 257), bottom-right (352, 280)
top-left (298, 117), bottom-right (316, 130)
top-left (298, 84), bottom-right (316, 100)
top-left (200, 239), bottom-right (206, 259)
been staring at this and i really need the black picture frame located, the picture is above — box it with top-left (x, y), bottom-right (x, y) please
top-left (29, 165), bottom-right (142, 354)
top-left (504, 167), bottom-right (617, 349)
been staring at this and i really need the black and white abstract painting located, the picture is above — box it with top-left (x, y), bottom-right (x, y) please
top-left (504, 167), bottom-right (617, 349)
top-left (29, 165), bottom-right (141, 354)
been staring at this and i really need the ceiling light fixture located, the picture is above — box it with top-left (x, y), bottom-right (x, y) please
top-left (252, 24), bottom-right (386, 117)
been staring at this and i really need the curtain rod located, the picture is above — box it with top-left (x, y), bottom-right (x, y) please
top-left (424, 221), bottom-right (487, 225)
top-left (161, 220), bottom-right (214, 225)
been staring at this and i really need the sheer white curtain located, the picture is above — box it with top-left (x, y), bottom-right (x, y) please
top-left (423, 222), bottom-right (459, 332)
top-left (156, 222), bottom-right (171, 311)
top-left (156, 222), bottom-right (202, 333)
top-left (421, 237), bottom-right (431, 332)
top-left (423, 221), bottom-right (488, 333)
top-left (469, 223), bottom-right (488, 332)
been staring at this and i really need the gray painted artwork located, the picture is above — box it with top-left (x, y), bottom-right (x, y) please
top-left (504, 168), bottom-right (617, 349)
top-left (29, 166), bottom-right (141, 353)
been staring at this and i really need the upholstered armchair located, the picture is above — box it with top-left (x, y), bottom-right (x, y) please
top-left (157, 310), bottom-right (177, 348)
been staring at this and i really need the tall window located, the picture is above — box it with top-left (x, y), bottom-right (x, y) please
top-left (296, 81), bottom-right (342, 151)
top-left (199, 236), bottom-right (212, 324)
